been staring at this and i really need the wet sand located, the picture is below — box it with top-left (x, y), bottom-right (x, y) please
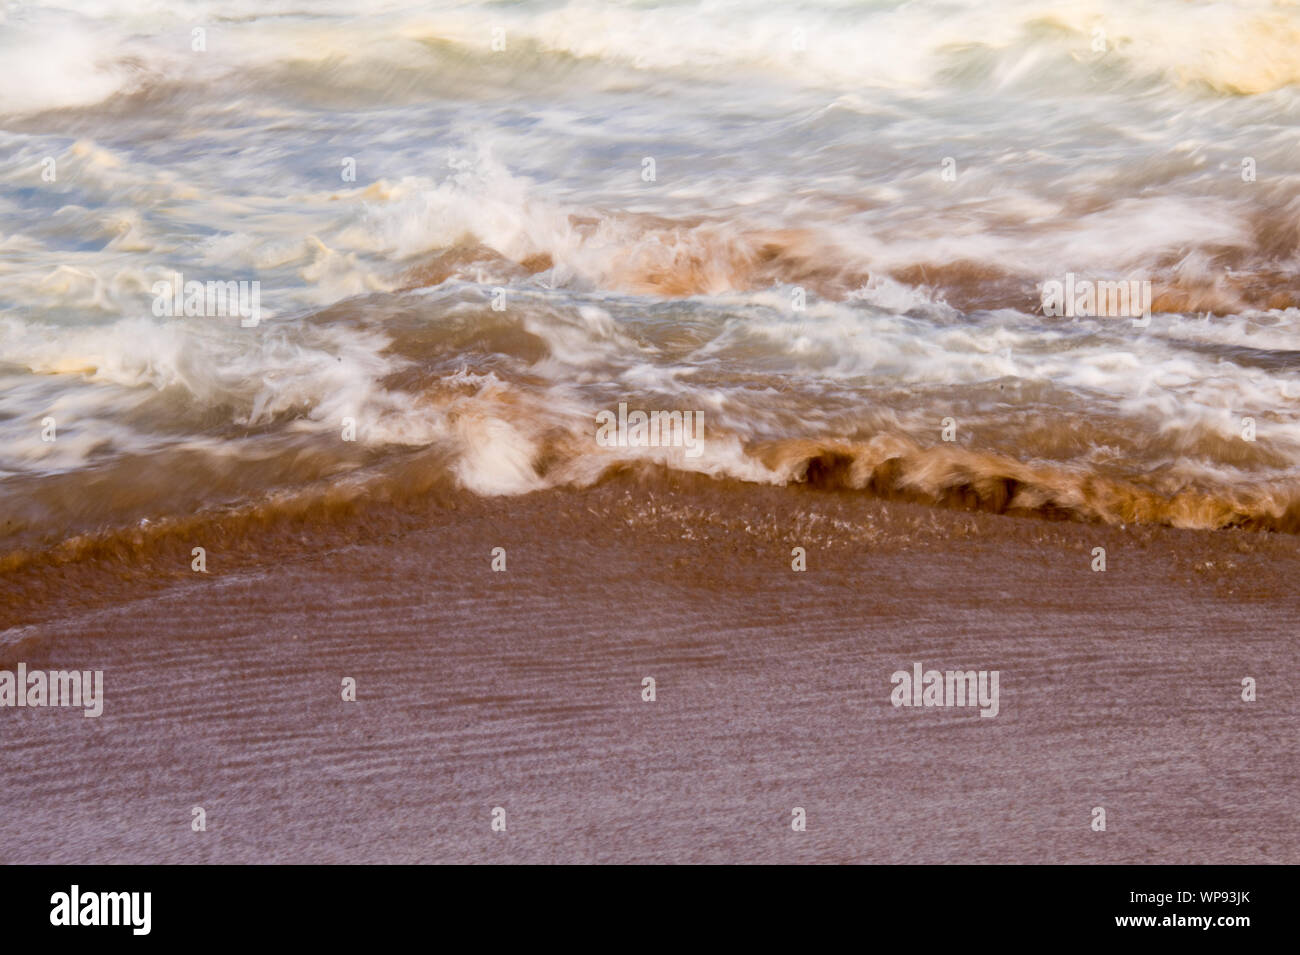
top-left (1, 474), bottom-right (1296, 863)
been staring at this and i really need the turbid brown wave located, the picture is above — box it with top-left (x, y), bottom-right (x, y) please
top-left (395, 208), bottom-right (1300, 313)
top-left (5, 426), bottom-right (1300, 639)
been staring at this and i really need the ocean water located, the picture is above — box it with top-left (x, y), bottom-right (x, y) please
top-left (2, 0), bottom-right (1300, 557)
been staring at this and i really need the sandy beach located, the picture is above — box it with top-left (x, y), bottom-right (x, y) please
top-left (2, 474), bottom-right (1295, 864)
